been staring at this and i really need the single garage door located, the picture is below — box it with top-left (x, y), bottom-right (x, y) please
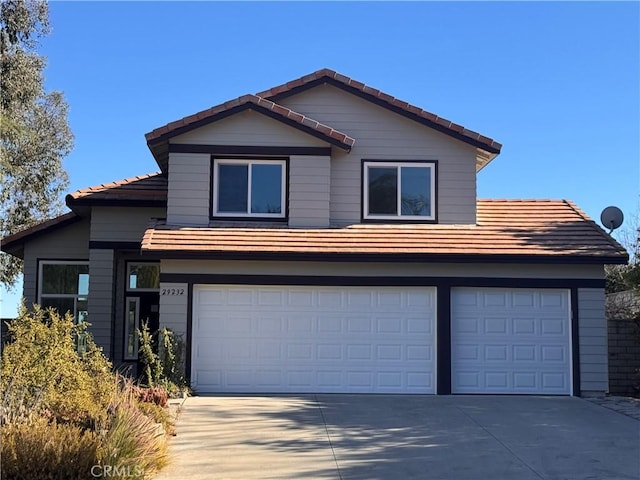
top-left (451, 288), bottom-right (571, 395)
top-left (192, 285), bottom-right (436, 394)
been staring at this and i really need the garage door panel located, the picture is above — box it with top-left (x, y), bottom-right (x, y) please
top-left (192, 286), bottom-right (436, 393)
top-left (452, 288), bottom-right (571, 395)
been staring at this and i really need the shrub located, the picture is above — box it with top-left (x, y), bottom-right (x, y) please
top-left (1, 305), bottom-right (114, 426)
top-left (138, 321), bottom-right (188, 396)
top-left (137, 401), bottom-right (176, 436)
top-left (98, 399), bottom-right (168, 479)
top-left (1, 416), bottom-right (100, 480)
top-left (133, 385), bottom-right (169, 407)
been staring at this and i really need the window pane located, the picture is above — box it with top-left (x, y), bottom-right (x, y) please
top-left (128, 264), bottom-right (160, 290)
top-left (42, 264), bottom-right (89, 294)
top-left (251, 164), bottom-right (282, 214)
top-left (41, 297), bottom-right (75, 317)
top-left (401, 167), bottom-right (431, 216)
top-left (125, 299), bottom-right (138, 358)
top-left (218, 164), bottom-right (248, 213)
top-left (368, 167), bottom-right (397, 215)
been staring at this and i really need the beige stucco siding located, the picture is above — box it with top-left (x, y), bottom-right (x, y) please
top-left (278, 85), bottom-right (478, 225)
top-left (90, 207), bottom-right (165, 242)
top-left (22, 218), bottom-right (90, 308)
top-left (169, 109), bottom-right (328, 147)
top-left (166, 153), bottom-right (210, 225)
top-left (578, 288), bottom-right (609, 393)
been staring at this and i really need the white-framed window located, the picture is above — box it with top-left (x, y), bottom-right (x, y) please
top-left (363, 161), bottom-right (436, 221)
top-left (38, 261), bottom-right (89, 323)
top-left (127, 262), bottom-right (160, 292)
top-left (213, 158), bottom-right (286, 218)
top-left (124, 297), bottom-right (140, 360)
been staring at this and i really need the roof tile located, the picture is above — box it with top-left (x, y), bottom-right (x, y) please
top-left (140, 200), bottom-right (628, 263)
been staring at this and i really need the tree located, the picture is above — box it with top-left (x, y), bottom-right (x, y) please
top-left (0, 0), bottom-right (73, 288)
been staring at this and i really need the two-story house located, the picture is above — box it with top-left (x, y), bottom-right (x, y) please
top-left (1, 69), bottom-right (627, 396)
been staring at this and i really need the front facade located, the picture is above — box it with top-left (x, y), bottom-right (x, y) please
top-left (2, 69), bottom-right (627, 396)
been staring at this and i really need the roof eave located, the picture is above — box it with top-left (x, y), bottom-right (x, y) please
top-left (139, 249), bottom-right (628, 265)
top-left (1, 212), bottom-right (81, 259)
top-left (146, 102), bottom-right (353, 171)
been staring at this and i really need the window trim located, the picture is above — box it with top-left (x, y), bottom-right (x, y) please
top-left (126, 261), bottom-right (160, 292)
top-left (37, 260), bottom-right (90, 322)
top-left (212, 158), bottom-right (287, 219)
top-left (123, 296), bottom-right (140, 360)
top-left (362, 160), bottom-right (437, 222)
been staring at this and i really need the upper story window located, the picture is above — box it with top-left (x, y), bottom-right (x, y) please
top-left (363, 161), bottom-right (436, 221)
top-left (38, 261), bottom-right (89, 323)
top-left (213, 158), bottom-right (286, 218)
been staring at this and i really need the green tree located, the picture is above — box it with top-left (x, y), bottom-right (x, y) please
top-left (1, 0), bottom-right (73, 287)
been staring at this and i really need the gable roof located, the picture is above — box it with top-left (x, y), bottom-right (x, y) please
top-left (140, 200), bottom-right (628, 265)
top-left (66, 172), bottom-right (167, 208)
top-left (0, 212), bottom-right (81, 258)
top-left (145, 94), bottom-right (355, 173)
top-left (145, 69), bottom-right (501, 172)
top-left (257, 68), bottom-right (502, 170)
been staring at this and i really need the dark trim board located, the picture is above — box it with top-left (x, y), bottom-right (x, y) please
top-left (90, 241), bottom-right (141, 250)
top-left (160, 273), bottom-right (605, 290)
top-left (185, 283), bottom-right (194, 385)
top-left (436, 285), bottom-right (451, 395)
top-left (170, 144), bottom-right (332, 157)
top-left (146, 250), bottom-right (626, 265)
top-left (570, 287), bottom-right (581, 396)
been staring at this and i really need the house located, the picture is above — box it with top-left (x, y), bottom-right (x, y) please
top-left (1, 68), bottom-right (628, 396)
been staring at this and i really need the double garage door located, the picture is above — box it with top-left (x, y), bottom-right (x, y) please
top-left (191, 285), bottom-right (571, 395)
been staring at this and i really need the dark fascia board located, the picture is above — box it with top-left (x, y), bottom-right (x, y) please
top-left (266, 76), bottom-right (501, 155)
top-left (66, 196), bottom-right (167, 209)
top-left (141, 249), bottom-right (628, 265)
top-left (159, 273), bottom-right (605, 290)
top-left (147, 102), bottom-right (351, 153)
top-left (169, 144), bottom-right (332, 157)
top-left (0, 212), bottom-right (82, 258)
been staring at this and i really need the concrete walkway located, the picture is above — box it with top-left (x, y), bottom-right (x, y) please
top-left (155, 395), bottom-right (640, 480)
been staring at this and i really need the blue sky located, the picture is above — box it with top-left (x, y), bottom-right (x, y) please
top-left (1, 1), bottom-right (639, 317)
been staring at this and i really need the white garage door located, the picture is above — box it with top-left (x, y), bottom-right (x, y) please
top-left (192, 285), bottom-right (436, 394)
top-left (451, 288), bottom-right (571, 395)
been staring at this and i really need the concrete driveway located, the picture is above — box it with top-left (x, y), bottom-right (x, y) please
top-left (155, 395), bottom-right (640, 480)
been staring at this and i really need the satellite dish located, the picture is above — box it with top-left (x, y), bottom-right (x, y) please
top-left (600, 206), bottom-right (624, 232)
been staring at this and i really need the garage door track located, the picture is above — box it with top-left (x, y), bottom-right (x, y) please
top-left (156, 395), bottom-right (640, 480)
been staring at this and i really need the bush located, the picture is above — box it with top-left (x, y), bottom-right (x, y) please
top-left (138, 321), bottom-right (188, 396)
top-left (1, 416), bottom-right (100, 480)
top-left (1, 307), bottom-right (172, 479)
top-left (1, 305), bottom-right (114, 425)
top-left (99, 398), bottom-right (168, 479)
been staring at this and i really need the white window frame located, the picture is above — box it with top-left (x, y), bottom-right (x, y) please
top-left (124, 296), bottom-right (140, 360)
top-left (38, 260), bottom-right (89, 322)
top-left (126, 262), bottom-right (160, 292)
top-left (213, 158), bottom-right (286, 218)
top-left (363, 161), bottom-right (436, 221)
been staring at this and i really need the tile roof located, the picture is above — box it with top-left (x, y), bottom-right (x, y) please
top-left (257, 68), bottom-right (502, 168)
top-left (145, 94), bottom-right (355, 149)
top-left (145, 69), bottom-right (501, 172)
top-left (140, 200), bottom-right (628, 264)
top-left (66, 172), bottom-right (167, 207)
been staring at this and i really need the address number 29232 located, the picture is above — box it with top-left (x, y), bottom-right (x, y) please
top-left (161, 288), bottom-right (185, 296)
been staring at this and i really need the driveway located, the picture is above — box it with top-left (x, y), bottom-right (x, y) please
top-left (155, 395), bottom-right (640, 480)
